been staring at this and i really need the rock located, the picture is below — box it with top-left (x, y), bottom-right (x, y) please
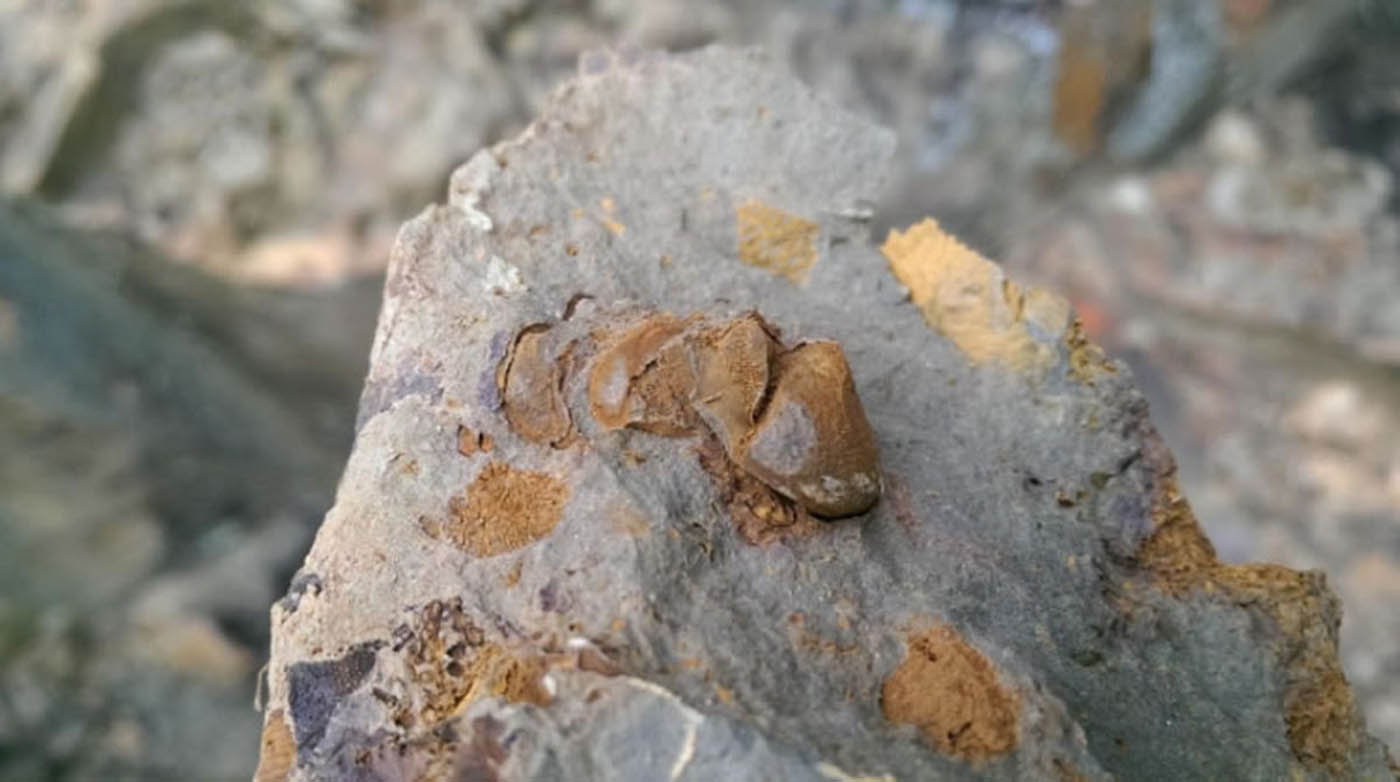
top-left (0, 197), bottom-right (380, 782)
top-left (1003, 75), bottom-right (1400, 766)
top-left (259, 47), bottom-right (1395, 781)
top-left (1016, 96), bottom-right (1400, 366)
top-left (2, 0), bottom-right (516, 280)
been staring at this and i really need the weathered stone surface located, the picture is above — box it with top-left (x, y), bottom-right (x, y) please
top-left (260, 47), bottom-right (1395, 781)
top-left (1003, 94), bottom-right (1400, 751)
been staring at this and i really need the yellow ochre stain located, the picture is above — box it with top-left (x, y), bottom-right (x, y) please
top-left (881, 218), bottom-right (1071, 373)
top-left (736, 199), bottom-right (819, 284)
top-left (598, 196), bottom-right (627, 237)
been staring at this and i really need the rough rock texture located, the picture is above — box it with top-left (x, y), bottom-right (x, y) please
top-left (0, 199), bottom-right (376, 781)
top-left (260, 48), bottom-right (1395, 781)
top-left (1, 0), bottom-right (516, 283)
top-left (1003, 95), bottom-right (1400, 750)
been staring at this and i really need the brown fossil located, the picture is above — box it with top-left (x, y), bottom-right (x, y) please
top-left (499, 307), bottom-right (880, 518)
top-left (498, 324), bottom-right (573, 447)
top-left (731, 340), bottom-right (881, 517)
top-left (586, 310), bottom-right (882, 518)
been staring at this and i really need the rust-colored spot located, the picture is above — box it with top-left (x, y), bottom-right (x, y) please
top-left (456, 425), bottom-right (481, 456)
top-left (503, 560), bottom-right (522, 588)
top-left (1135, 437), bottom-right (1363, 775)
top-left (697, 437), bottom-right (817, 545)
top-left (499, 326), bottom-right (573, 447)
top-left (1136, 470), bottom-right (1217, 590)
top-left (736, 199), bottom-right (819, 283)
top-left (1223, 565), bottom-right (1358, 774)
top-left (882, 219), bottom-right (1072, 373)
top-left (881, 624), bottom-right (1020, 762)
top-left (473, 645), bottom-right (553, 707)
top-left (1064, 317), bottom-right (1117, 385)
top-left (601, 217), bottom-right (626, 237)
top-left (443, 463), bottom-right (568, 557)
top-left (253, 709), bottom-right (295, 782)
top-left (598, 200), bottom-right (626, 237)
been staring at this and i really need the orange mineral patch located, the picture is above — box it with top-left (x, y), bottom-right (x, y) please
top-left (695, 436), bottom-right (815, 546)
top-left (735, 199), bottom-right (819, 283)
top-left (444, 462), bottom-right (568, 557)
top-left (466, 644), bottom-right (553, 708)
top-left (1135, 439), bottom-right (1363, 776)
top-left (881, 218), bottom-right (1071, 373)
top-left (253, 710), bottom-right (295, 782)
top-left (881, 624), bottom-right (1020, 762)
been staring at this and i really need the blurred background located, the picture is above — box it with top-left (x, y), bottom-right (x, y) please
top-left (1, 0), bottom-right (1398, 779)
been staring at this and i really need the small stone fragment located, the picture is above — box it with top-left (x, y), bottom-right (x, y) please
top-left (456, 424), bottom-right (479, 456)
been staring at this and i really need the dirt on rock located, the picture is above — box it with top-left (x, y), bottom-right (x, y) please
top-left (442, 463), bottom-right (569, 558)
top-left (881, 624), bottom-right (1021, 763)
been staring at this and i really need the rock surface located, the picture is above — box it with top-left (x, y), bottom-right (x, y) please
top-left (259, 48), bottom-right (1396, 781)
top-left (1002, 94), bottom-right (1400, 750)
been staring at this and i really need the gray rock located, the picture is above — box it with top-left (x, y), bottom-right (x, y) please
top-left (0, 197), bottom-right (378, 782)
top-left (1003, 92), bottom-right (1400, 758)
top-left (1, 0), bottom-right (516, 282)
top-left (261, 47), bottom-right (1395, 781)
